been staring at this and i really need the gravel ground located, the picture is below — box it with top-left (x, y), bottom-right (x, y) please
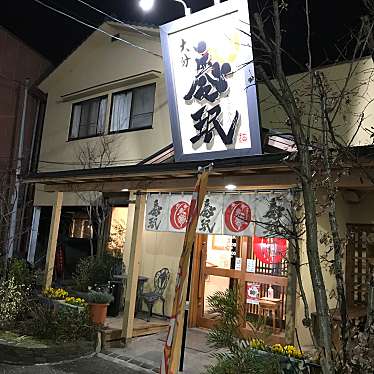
top-left (0, 355), bottom-right (143, 374)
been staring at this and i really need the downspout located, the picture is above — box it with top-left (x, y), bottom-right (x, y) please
top-left (7, 78), bottom-right (30, 259)
top-left (17, 96), bottom-right (41, 255)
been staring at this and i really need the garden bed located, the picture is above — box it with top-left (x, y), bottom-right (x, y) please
top-left (0, 330), bottom-right (94, 365)
top-left (37, 294), bottom-right (86, 312)
top-left (252, 349), bottom-right (322, 374)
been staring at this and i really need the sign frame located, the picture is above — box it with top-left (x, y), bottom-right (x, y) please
top-left (160, 0), bottom-right (262, 162)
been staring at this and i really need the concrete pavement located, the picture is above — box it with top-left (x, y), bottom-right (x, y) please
top-left (0, 355), bottom-right (144, 374)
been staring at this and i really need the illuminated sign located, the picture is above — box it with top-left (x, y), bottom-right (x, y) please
top-left (160, 0), bottom-right (262, 162)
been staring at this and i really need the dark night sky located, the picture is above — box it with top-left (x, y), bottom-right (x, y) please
top-left (0, 0), bottom-right (367, 71)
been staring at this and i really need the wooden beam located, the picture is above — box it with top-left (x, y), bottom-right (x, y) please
top-left (121, 192), bottom-right (146, 342)
top-left (42, 172), bottom-right (298, 193)
top-left (43, 192), bottom-right (63, 289)
top-left (205, 266), bottom-right (288, 287)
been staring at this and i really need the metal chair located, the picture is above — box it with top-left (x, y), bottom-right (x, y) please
top-left (142, 267), bottom-right (170, 322)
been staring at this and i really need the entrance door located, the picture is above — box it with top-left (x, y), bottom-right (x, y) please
top-left (193, 234), bottom-right (289, 333)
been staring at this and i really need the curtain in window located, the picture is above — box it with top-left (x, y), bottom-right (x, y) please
top-left (97, 97), bottom-right (107, 134)
top-left (110, 91), bottom-right (132, 132)
top-left (130, 84), bottom-right (156, 129)
top-left (70, 104), bottom-right (82, 138)
top-left (79, 100), bottom-right (98, 137)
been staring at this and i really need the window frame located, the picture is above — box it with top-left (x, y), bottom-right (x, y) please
top-left (108, 83), bottom-right (156, 135)
top-left (68, 94), bottom-right (108, 141)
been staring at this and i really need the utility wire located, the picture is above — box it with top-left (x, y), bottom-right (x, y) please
top-left (32, 0), bottom-right (162, 58)
top-left (73, 0), bottom-right (154, 39)
top-left (38, 158), bottom-right (143, 165)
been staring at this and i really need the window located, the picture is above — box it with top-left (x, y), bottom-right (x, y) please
top-left (69, 214), bottom-right (91, 239)
top-left (69, 96), bottom-right (107, 139)
top-left (110, 83), bottom-right (156, 133)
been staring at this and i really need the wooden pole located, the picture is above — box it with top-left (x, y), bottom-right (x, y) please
top-left (121, 192), bottom-right (146, 342)
top-left (161, 170), bottom-right (209, 374)
top-left (43, 191), bottom-right (63, 289)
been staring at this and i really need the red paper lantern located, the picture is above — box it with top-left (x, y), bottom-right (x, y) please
top-left (253, 236), bottom-right (287, 264)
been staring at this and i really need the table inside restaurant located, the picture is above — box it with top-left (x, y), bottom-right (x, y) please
top-left (113, 274), bottom-right (149, 315)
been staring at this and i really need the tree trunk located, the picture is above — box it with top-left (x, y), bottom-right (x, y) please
top-left (285, 241), bottom-right (297, 345)
top-left (317, 73), bottom-right (350, 365)
top-left (300, 162), bottom-right (334, 374)
top-left (366, 260), bottom-right (374, 335)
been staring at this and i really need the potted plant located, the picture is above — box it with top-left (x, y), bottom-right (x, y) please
top-left (85, 290), bottom-right (114, 325)
top-left (63, 296), bottom-right (87, 312)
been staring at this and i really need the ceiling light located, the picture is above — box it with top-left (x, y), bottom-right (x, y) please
top-left (139, 0), bottom-right (155, 12)
top-left (225, 184), bottom-right (237, 191)
top-left (121, 188), bottom-right (129, 192)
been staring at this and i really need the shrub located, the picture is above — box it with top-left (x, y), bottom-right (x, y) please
top-left (72, 257), bottom-right (93, 292)
top-left (0, 276), bottom-right (30, 325)
top-left (72, 254), bottom-right (116, 291)
top-left (85, 290), bottom-right (114, 304)
top-left (21, 301), bottom-right (96, 343)
top-left (7, 258), bottom-right (36, 288)
top-left (205, 288), bottom-right (282, 374)
top-left (53, 307), bottom-right (96, 342)
top-left (206, 348), bottom-right (281, 374)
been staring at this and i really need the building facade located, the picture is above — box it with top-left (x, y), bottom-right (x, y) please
top-left (29, 21), bottom-right (374, 347)
top-left (0, 26), bottom-right (51, 259)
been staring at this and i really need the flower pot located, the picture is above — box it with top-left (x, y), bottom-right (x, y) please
top-left (88, 303), bottom-right (108, 324)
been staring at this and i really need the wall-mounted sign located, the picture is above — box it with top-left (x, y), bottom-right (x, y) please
top-left (145, 193), bottom-right (290, 239)
top-left (160, 0), bottom-right (261, 162)
top-left (246, 259), bottom-right (256, 273)
top-left (235, 257), bottom-right (242, 271)
top-left (246, 283), bottom-right (260, 305)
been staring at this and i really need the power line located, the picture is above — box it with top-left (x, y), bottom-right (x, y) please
top-left (38, 158), bottom-right (143, 166)
top-left (73, 0), bottom-right (154, 39)
top-left (32, 0), bottom-right (162, 58)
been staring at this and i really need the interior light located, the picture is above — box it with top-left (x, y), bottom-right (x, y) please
top-left (139, 0), bottom-right (155, 12)
top-left (225, 184), bottom-right (237, 191)
top-left (121, 188), bottom-right (129, 192)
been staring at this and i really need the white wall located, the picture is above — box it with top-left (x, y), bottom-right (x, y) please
top-left (258, 58), bottom-right (374, 147)
top-left (37, 23), bottom-right (171, 175)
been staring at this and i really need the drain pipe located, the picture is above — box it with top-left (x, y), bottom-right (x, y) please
top-left (7, 78), bottom-right (30, 259)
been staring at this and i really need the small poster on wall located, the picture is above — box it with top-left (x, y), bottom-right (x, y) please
top-left (235, 257), bottom-right (242, 270)
top-left (246, 259), bottom-right (256, 273)
top-left (246, 282), bottom-right (260, 305)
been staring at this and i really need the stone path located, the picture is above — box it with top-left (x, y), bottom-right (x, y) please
top-left (103, 328), bottom-right (218, 374)
top-left (0, 355), bottom-right (143, 374)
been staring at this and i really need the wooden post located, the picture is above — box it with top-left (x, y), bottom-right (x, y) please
top-left (188, 234), bottom-right (202, 328)
top-left (43, 192), bottom-right (63, 289)
top-left (121, 192), bottom-right (146, 342)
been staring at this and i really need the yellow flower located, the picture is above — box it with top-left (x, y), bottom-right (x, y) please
top-left (271, 344), bottom-right (303, 359)
top-left (43, 287), bottom-right (68, 300)
top-left (64, 296), bottom-right (87, 307)
top-left (250, 339), bottom-right (265, 351)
